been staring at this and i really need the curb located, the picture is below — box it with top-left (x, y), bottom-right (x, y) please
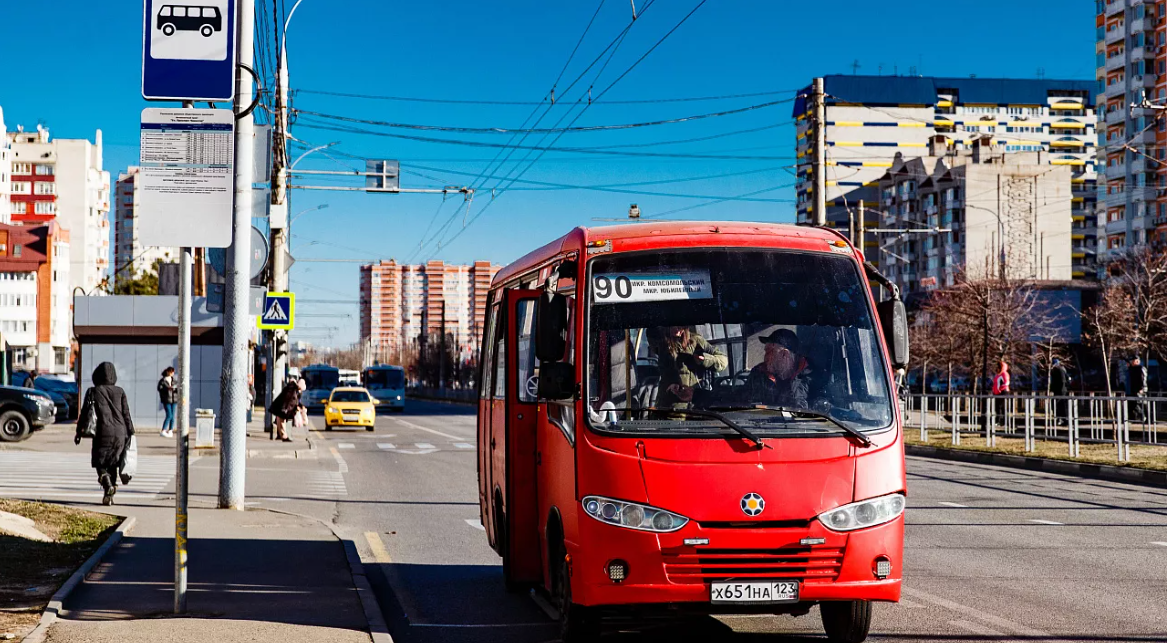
top-left (261, 508), bottom-right (392, 643)
top-left (23, 515), bottom-right (137, 643)
top-left (906, 444), bottom-right (1167, 489)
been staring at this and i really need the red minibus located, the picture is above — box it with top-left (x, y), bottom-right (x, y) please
top-left (477, 222), bottom-right (908, 642)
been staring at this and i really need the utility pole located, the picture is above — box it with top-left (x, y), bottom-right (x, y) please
top-left (220, 0), bottom-right (255, 510)
top-left (439, 300), bottom-right (447, 389)
top-left (812, 77), bottom-right (827, 226)
top-left (857, 201), bottom-right (865, 251)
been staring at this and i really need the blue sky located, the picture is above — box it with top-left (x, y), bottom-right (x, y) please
top-left (0, 0), bottom-right (1096, 347)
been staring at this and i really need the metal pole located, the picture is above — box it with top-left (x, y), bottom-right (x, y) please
top-left (220, 0), bottom-right (255, 510)
top-left (812, 77), bottom-right (827, 226)
top-left (857, 201), bottom-right (865, 256)
top-left (174, 246), bottom-right (192, 613)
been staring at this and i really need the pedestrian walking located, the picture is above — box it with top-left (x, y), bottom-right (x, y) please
top-left (1128, 357), bottom-right (1148, 423)
top-left (157, 366), bottom-right (177, 438)
top-left (1050, 358), bottom-right (1070, 426)
top-left (268, 378), bottom-right (304, 442)
top-left (992, 361), bottom-right (1011, 427)
top-left (24, 370), bottom-right (37, 389)
top-left (74, 362), bottom-right (135, 506)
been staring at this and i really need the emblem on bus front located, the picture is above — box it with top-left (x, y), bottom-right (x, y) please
top-left (741, 493), bottom-right (765, 517)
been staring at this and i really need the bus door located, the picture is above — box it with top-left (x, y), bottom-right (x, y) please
top-left (496, 289), bottom-right (543, 584)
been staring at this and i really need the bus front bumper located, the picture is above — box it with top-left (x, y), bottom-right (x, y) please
top-left (570, 515), bottom-right (903, 609)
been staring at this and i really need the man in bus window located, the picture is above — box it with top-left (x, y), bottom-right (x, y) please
top-left (649, 325), bottom-right (727, 409)
top-left (746, 329), bottom-right (810, 409)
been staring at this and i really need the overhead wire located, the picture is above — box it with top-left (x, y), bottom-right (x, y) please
top-left (293, 87), bottom-right (800, 106)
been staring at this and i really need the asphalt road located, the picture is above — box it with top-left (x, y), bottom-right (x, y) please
top-left (274, 399), bottom-right (1167, 643)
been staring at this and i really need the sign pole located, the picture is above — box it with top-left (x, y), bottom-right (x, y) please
top-left (175, 244), bottom-right (192, 614)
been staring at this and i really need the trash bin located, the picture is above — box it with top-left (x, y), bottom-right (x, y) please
top-left (195, 409), bottom-right (215, 448)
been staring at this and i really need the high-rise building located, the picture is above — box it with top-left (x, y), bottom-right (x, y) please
top-left (0, 108), bottom-right (10, 226)
top-left (0, 222), bottom-right (71, 372)
top-left (1095, 0), bottom-right (1165, 253)
top-left (7, 125), bottom-right (110, 293)
top-left (360, 259), bottom-right (500, 361)
top-left (113, 166), bottom-right (177, 285)
top-left (794, 75), bottom-right (1098, 276)
top-left (875, 145), bottom-right (1074, 295)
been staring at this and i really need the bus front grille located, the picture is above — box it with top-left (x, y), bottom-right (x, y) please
top-left (662, 547), bottom-right (844, 584)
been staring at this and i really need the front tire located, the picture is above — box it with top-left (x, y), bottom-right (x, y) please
top-left (161, 23), bottom-right (175, 36)
top-left (366, 426), bottom-right (375, 432)
top-left (0, 410), bottom-right (31, 442)
top-left (200, 25), bottom-right (214, 37)
top-left (554, 550), bottom-right (599, 642)
top-left (821, 600), bottom-right (872, 643)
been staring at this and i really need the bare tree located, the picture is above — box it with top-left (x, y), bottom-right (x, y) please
top-left (1109, 247), bottom-right (1167, 363)
top-left (1083, 284), bottom-right (1137, 399)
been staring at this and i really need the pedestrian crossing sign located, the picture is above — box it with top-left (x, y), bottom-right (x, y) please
top-left (257, 291), bottom-right (295, 330)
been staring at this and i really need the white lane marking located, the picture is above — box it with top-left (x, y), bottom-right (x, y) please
top-left (409, 623), bottom-right (551, 628)
top-left (1028, 519), bottom-right (1064, 525)
top-left (453, 442), bottom-right (474, 449)
top-left (329, 447), bottom-right (349, 473)
top-left (465, 519), bottom-right (486, 531)
top-left (415, 443), bottom-right (436, 450)
top-left (938, 501), bottom-right (967, 508)
top-left (377, 443), bottom-right (396, 450)
top-left (1151, 541), bottom-right (1167, 547)
top-left (390, 417), bottom-right (465, 440)
top-left (903, 587), bottom-right (1050, 637)
top-left (339, 443), bottom-right (356, 449)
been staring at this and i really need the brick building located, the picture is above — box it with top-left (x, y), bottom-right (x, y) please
top-left (0, 222), bottom-right (71, 372)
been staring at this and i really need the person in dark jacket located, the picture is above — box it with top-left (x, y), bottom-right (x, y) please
top-left (74, 362), bottom-right (135, 506)
top-left (24, 370), bottom-right (38, 389)
top-left (746, 329), bottom-right (812, 409)
top-left (1050, 358), bottom-right (1070, 426)
top-left (1129, 357), bottom-right (1149, 422)
top-left (268, 378), bottom-right (304, 442)
top-left (157, 367), bottom-right (178, 438)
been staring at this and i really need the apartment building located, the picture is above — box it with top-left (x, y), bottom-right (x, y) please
top-left (874, 144), bottom-right (1074, 296)
top-left (1096, 0), bottom-right (1167, 252)
top-left (0, 222), bottom-right (71, 373)
top-left (359, 259), bottom-right (500, 361)
top-left (7, 125), bottom-right (110, 293)
top-left (113, 167), bottom-right (177, 285)
top-left (0, 108), bottom-right (10, 226)
top-left (794, 75), bottom-right (1098, 275)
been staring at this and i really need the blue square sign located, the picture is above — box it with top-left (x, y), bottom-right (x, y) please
top-left (258, 292), bottom-right (295, 330)
top-left (142, 0), bottom-right (237, 101)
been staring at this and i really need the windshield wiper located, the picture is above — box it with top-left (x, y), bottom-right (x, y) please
top-left (648, 407), bottom-right (769, 449)
top-left (707, 405), bottom-right (873, 447)
top-left (594, 405), bottom-right (769, 449)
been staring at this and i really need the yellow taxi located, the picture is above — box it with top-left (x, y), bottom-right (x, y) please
top-left (323, 387), bottom-right (377, 431)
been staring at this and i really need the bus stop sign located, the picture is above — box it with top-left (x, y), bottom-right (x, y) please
top-left (142, 0), bottom-right (237, 101)
top-left (258, 292), bottom-right (295, 330)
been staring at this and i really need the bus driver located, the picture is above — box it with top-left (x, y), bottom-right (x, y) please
top-left (746, 328), bottom-right (811, 409)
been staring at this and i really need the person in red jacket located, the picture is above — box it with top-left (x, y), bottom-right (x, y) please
top-left (991, 361), bottom-right (1010, 428)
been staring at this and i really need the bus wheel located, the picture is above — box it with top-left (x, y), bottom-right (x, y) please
top-left (200, 25), bottom-right (214, 37)
top-left (554, 552), bottom-right (599, 642)
top-left (821, 600), bottom-right (872, 643)
top-left (161, 23), bottom-right (175, 36)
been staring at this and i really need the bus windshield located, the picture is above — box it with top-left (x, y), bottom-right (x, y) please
top-left (366, 369), bottom-right (404, 389)
top-left (303, 369), bottom-right (340, 391)
top-left (586, 249), bottom-right (894, 437)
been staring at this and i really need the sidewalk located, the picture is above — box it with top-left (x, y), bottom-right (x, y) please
top-left (35, 414), bottom-right (371, 643)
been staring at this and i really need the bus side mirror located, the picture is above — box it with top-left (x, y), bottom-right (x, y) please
top-left (538, 361), bottom-right (576, 400)
top-left (878, 299), bottom-right (909, 370)
top-left (536, 292), bottom-right (568, 362)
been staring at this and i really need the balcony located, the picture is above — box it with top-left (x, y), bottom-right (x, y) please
top-left (1132, 129), bottom-right (1157, 145)
top-left (1105, 163), bottom-right (1128, 179)
top-left (1105, 109), bottom-right (1128, 125)
top-left (1105, 27), bottom-right (1126, 46)
top-left (1104, 81), bottom-right (1128, 100)
top-left (1106, 219), bottom-right (1130, 235)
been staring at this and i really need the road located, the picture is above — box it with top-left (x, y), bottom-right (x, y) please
top-left (5, 400), bottom-right (1167, 641)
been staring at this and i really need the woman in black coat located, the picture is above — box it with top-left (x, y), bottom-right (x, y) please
top-left (75, 362), bottom-right (135, 505)
top-left (268, 378), bottom-right (304, 442)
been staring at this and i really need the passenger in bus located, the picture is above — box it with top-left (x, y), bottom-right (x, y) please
top-left (746, 329), bottom-right (811, 409)
top-left (650, 325), bottom-right (728, 408)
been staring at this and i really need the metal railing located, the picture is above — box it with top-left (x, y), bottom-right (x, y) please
top-left (905, 392), bottom-right (1167, 463)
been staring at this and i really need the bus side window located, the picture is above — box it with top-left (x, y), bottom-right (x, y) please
top-left (493, 302), bottom-right (506, 400)
top-left (481, 303), bottom-right (499, 400)
top-left (160, 6), bottom-right (171, 16)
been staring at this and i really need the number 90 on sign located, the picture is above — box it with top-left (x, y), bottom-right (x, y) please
top-left (591, 271), bottom-right (714, 304)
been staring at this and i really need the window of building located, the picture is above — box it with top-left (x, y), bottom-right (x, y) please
top-left (12, 162), bottom-right (31, 174)
top-left (34, 164), bottom-right (54, 176)
top-left (34, 182), bottom-right (55, 195)
top-left (11, 202), bottom-right (27, 215)
top-left (13, 245), bottom-right (21, 257)
top-left (11, 182), bottom-right (30, 195)
top-left (34, 202), bottom-right (56, 215)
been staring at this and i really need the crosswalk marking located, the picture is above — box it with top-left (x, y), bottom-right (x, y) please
top-left (453, 443), bottom-right (474, 449)
top-left (373, 440), bottom-right (477, 454)
top-left (415, 443), bottom-right (435, 450)
top-left (305, 471), bottom-right (348, 497)
top-left (338, 443), bottom-right (355, 449)
top-left (377, 443), bottom-right (396, 450)
top-left (0, 451), bottom-right (175, 501)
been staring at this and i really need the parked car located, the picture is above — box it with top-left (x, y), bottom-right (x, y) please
top-left (11, 372), bottom-right (77, 420)
top-left (0, 385), bottom-right (57, 442)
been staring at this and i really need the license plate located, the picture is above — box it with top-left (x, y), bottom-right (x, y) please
top-left (710, 581), bottom-right (799, 604)
top-left (342, 409), bottom-right (359, 414)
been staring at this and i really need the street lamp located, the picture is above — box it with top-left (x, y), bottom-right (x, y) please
top-left (291, 203), bottom-right (329, 225)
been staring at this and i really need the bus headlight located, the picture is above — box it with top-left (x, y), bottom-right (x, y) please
top-left (582, 496), bottom-right (688, 533)
top-left (817, 493), bottom-right (905, 532)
